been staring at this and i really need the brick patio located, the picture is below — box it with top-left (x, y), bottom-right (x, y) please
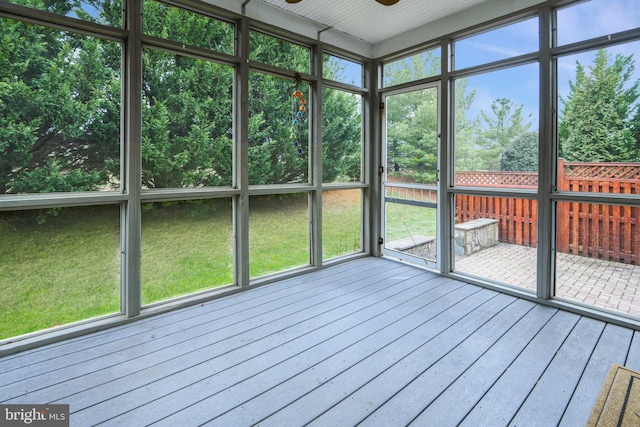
top-left (455, 243), bottom-right (640, 318)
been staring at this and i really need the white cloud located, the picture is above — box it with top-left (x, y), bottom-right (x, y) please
top-left (465, 41), bottom-right (525, 58)
top-left (558, 0), bottom-right (640, 44)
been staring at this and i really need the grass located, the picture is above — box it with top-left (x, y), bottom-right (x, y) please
top-left (141, 200), bottom-right (234, 304)
top-left (0, 193), bottom-right (364, 340)
top-left (385, 201), bottom-right (437, 242)
top-left (0, 206), bottom-right (121, 339)
top-left (249, 195), bottom-right (311, 278)
top-left (1, 194), bottom-right (424, 339)
top-left (322, 189), bottom-right (362, 259)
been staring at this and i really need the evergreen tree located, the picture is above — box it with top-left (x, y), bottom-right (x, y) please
top-left (0, 1), bottom-right (370, 192)
top-left (141, 1), bottom-right (234, 188)
top-left (0, 15), bottom-right (121, 194)
top-left (477, 98), bottom-right (532, 170)
top-left (384, 51), bottom-right (440, 183)
top-left (500, 132), bottom-right (539, 172)
top-left (322, 88), bottom-right (361, 182)
top-left (141, 49), bottom-right (233, 188)
top-left (387, 88), bottom-right (439, 183)
top-left (559, 49), bottom-right (640, 162)
top-left (246, 32), bottom-right (311, 185)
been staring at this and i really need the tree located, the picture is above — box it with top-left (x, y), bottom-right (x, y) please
top-left (477, 98), bottom-right (532, 170)
top-left (559, 49), bottom-right (640, 162)
top-left (384, 51), bottom-right (440, 183)
top-left (0, 13), bottom-right (121, 194)
top-left (1, 1), bottom-right (364, 193)
top-left (141, 50), bottom-right (233, 188)
top-left (387, 89), bottom-right (439, 183)
top-left (246, 32), bottom-right (315, 185)
top-left (384, 51), bottom-right (479, 183)
top-left (322, 88), bottom-right (361, 182)
top-left (140, 1), bottom-right (234, 188)
top-left (453, 79), bottom-right (481, 172)
top-left (500, 132), bottom-right (539, 172)
top-left (248, 73), bottom-right (308, 185)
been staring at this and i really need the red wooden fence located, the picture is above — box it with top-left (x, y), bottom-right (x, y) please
top-left (555, 160), bottom-right (639, 264)
top-left (455, 195), bottom-right (538, 248)
top-left (555, 200), bottom-right (639, 264)
top-left (448, 161), bottom-right (639, 264)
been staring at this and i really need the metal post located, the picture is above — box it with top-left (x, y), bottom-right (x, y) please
top-left (123, 0), bottom-right (143, 316)
top-left (235, 17), bottom-right (250, 287)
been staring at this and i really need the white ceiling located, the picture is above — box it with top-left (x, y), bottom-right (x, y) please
top-left (257, 0), bottom-right (489, 44)
top-left (211, 0), bottom-right (545, 58)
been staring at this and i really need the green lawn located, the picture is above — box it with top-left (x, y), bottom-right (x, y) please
top-left (0, 194), bottom-right (364, 340)
top-left (385, 201), bottom-right (437, 242)
top-left (0, 206), bottom-right (122, 339)
top-left (322, 189), bottom-right (362, 259)
top-left (141, 200), bottom-right (235, 304)
top-left (1, 195), bottom-right (427, 340)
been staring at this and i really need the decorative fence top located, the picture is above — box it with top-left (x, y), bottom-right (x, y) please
top-left (562, 160), bottom-right (640, 180)
top-left (455, 161), bottom-right (640, 188)
top-left (455, 171), bottom-right (538, 188)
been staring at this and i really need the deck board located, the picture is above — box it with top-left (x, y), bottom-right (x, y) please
top-left (508, 316), bottom-right (604, 426)
top-left (0, 259), bottom-right (380, 384)
top-left (270, 292), bottom-right (516, 427)
top-left (628, 331), bottom-right (640, 369)
top-left (107, 277), bottom-right (467, 425)
top-left (3, 259), bottom-right (400, 403)
top-left (58, 263), bottom-right (422, 421)
top-left (0, 257), bottom-right (638, 427)
top-left (406, 306), bottom-right (568, 426)
top-left (558, 323), bottom-right (634, 426)
top-left (212, 287), bottom-right (496, 427)
top-left (360, 300), bottom-right (544, 426)
top-left (459, 315), bottom-right (603, 426)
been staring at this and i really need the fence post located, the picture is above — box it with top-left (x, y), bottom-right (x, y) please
top-left (556, 158), bottom-right (569, 253)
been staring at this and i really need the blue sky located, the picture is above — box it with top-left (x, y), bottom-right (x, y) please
top-left (355, 0), bottom-right (640, 132)
top-left (456, 0), bottom-right (640, 130)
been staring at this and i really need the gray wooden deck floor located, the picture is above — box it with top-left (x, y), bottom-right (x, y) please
top-left (1, 257), bottom-right (639, 426)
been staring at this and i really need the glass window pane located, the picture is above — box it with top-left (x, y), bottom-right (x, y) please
top-left (556, 0), bottom-right (640, 46)
top-left (454, 18), bottom-right (538, 70)
top-left (249, 31), bottom-right (310, 74)
top-left (1, 206), bottom-right (121, 339)
top-left (323, 54), bottom-right (362, 87)
top-left (142, 199), bottom-right (233, 305)
top-left (250, 195), bottom-right (309, 278)
top-left (454, 63), bottom-right (539, 186)
top-left (142, 49), bottom-right (233, 189)
top-left (555, 201), bottom-right (640, 317)
top-left (557, 44), bottom-right (640, 192)
top-left (1, 20), bottom-right (121, 194)
top-left (143, 1), bottom-right (233, 55)
top-left (5, 0), bottom-right (122, 27)
top-left (249, 72), bottom-right (309, 185)
top-left (454, 194), bottom-right (537, 292)
top-left (383, 48), bottom-right (441, 87)
top-left (322, 88), bottom-right (362, 183)
top-left (323, 189), bottom-right (362, 259)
